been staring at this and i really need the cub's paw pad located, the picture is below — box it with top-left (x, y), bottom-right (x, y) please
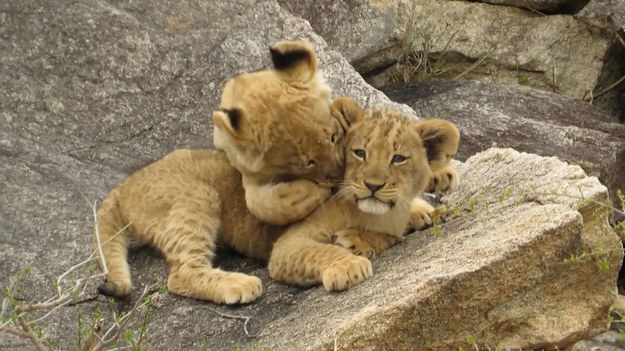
top-left (331, 229), bottom-right (375, 258)
top-left (321, 256), bottom-right (372, 291)
top-left (409, 198), bottom-right (434, 230)
top-left (98, 281), bottom-right (131, 298)
top-left (218, 273), bottom-right (263, 305)
top-left (427, 165), bottom-right (459, 193)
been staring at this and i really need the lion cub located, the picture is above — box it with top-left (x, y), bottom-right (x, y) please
top-left (95, 99), bottom-right (357, 304)
top-left (213, 40), bottom-right (345, 225)
top-left (268, 107), bottom-right (459, 291)
top-left (95, 41), bottom-right (349, 304)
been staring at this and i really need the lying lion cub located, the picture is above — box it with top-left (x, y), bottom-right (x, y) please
top-left (267, 107), bottom-right (459, 291)
top-left (95, 41), bottom-right (348, 304)
top-left (94, 98), bottom-right (357, 305)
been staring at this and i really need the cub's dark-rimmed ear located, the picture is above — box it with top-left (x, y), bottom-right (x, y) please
top-left (331, 97), bottom-right (364, 131)
top-left (269, 40), bottom-right (316, 82)
top-left (414, 119), bottom-right (460, 170)
top-left (212, 107), bottom-right (252, 140)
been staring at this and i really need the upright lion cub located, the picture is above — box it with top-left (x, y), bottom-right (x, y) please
top-left (213, 40), bottom-right (345, 225)
top-left (268, 107), bottom-right (460, 291)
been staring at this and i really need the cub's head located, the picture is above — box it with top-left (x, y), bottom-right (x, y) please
top-left (213, 40), bottom-right (344, 183)
top-left (340, 108), bottom-right (459, 215)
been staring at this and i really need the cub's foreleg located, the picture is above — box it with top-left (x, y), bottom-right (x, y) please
top-left (160, 195), bottom-right (262, 305)
top-left (331, 229), bottom-right (401, 258)
top-left (243, 177), bottom-right (330, 225)
top-left (268, 230), bottom-right (372, 291)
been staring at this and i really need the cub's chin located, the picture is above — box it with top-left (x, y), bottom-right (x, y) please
top-left (357, 198), bottom-right (392, 215)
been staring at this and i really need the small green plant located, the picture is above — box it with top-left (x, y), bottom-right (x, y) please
top-left (518, 74), bottom-right (530, 85)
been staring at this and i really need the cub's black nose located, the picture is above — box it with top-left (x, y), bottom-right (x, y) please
top-left (365, 182), bottom-right (385, 193)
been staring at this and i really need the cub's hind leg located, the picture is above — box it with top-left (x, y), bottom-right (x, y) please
top-left (159, 188), bottom-right (262, 304)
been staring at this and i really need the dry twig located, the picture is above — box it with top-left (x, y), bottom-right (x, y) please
top-left (205, 307), bottom-right (258, 338)
top-left (0, 200), bottom-right (145, 350)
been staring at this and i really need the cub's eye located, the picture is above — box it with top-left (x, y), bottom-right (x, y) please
top-left (352, 149), bottom-right (366, 160)
top-left (391, 155), bottom-right (407, 164)
top-left (305, 160), bottom-right (317, 167)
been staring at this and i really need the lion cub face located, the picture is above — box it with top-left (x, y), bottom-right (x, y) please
top-left (342, 108), bottom-right (459, 215)
top-left (213, 40), bottom-right (344, 183)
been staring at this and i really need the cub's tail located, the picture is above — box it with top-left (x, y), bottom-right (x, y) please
top-left (93, 189), bottom-right (132, 298)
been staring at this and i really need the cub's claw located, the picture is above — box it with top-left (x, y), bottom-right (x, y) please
top-left (426, 165), bottom-right (458, 193)
top-left (409, 197), bottom-right (434, 231)
top-left (332, 229), bottom-right (376, 258)
top-left (321, 256), bottom-right (372, 291)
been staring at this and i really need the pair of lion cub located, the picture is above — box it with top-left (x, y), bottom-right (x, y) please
top-left (95, 41), bottom-right (459, 304)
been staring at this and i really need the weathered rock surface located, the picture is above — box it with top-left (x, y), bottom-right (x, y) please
top-left (382, 80), bottom-right (625, 204)
top-left (579, 0), bottom-right (625, 123)
top-left (579, 0), bottom-right (625, 28)
top-left (477, 0), bottom-right (591, 14)
top-left (280, 0), bottom-right (612, 101)
top-left (0, 0), bottom-right (622, 350)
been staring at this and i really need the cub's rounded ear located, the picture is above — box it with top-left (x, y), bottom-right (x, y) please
top-left (331, 97), bottom-right (364, 131)
top-left (269, 40), bottom-right (317, 82)
top-left (212, 108), bottom-right (252, 140)
top-left (414, 119), bottom-right (460, 170)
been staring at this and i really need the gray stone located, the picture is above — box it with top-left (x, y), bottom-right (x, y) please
top-left (579, 0), bottom-right (625, 28)
top-left (579, 0), bottom-right (625, 123)
top-left (0, 0), bottom-right (409, 348)
top-left (382, 80), bottom-right (625, 204)
top-left (281, 0), bottom-right (612, 100)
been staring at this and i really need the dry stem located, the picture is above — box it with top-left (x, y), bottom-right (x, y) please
top-left (205, 307), bottom-right (258, 338)
top-left (0, 200), bottom-right (140, 350)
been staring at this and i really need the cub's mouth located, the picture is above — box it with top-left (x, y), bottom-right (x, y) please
top-left (356, 196), bottom-right (395, 215)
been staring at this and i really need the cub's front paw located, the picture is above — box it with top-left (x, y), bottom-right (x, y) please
top-left (426, 165), bottom-right (458, 193)
top-left (332, 229), bottom-right (376, 258)
top-left (215, 272), bottom-right (263, 305)
top-left (276, 179), bottom-right (330, 218)
top-left (408, 197), bottom-right (434, 231)
top-left (321, 256), bottom-right (372, 291)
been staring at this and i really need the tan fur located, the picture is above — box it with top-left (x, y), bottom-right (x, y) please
top-left (95, 99), bottom-right (458, 302)
top-left (94, 98), bottom-right (359, 304)
top-left (418, 119), bottom-right (460, 193)
top-left (267, 108), bottom-right (460, 291)
top-left (213, 40), bottom-right (345, 225)
top-left (95, 150), bottom-right (278, 303)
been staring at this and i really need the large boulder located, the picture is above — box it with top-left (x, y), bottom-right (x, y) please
top-left (382, 80), bottom-right (625, 205)
top-left (0, 0), bottom-right (408, 348)
top-left (0, 0), bottom-right (621, 350)
top-left (280, 0), bottom-right (612, 102)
